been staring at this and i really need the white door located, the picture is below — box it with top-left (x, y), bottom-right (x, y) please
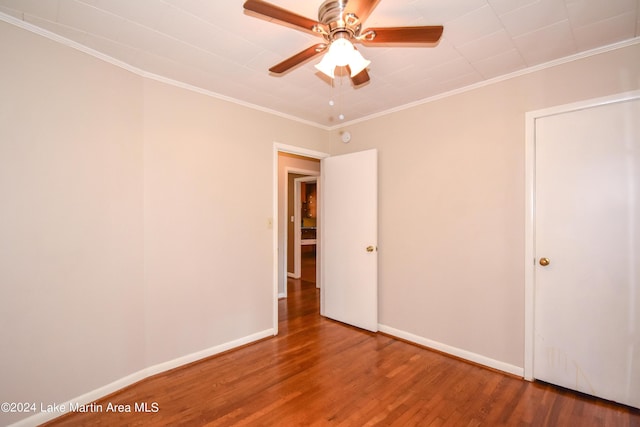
top-left (321, 149), bottom-right (378, 332)
top-left (534, 97), bottom-right (640, 408)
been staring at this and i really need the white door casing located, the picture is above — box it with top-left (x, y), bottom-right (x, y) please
top-left (524, 92), bottom-right (640, 408)
top-left (321, 149), bottom-right (378, 332)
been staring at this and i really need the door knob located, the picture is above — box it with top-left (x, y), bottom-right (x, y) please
top-left (539, 257), bottom-right (550, 266)
top-left (366, 246), bottom-right (376, 253)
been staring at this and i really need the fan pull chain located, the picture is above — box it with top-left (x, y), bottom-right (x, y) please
top-left (328, 73), bottom-right (345, 121)
top-left (338, 74), bottom-right (345, 121)
top-left (329, 77), bottom-right (335, 107)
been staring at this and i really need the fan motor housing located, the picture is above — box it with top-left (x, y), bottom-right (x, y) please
top-left (318, 0), bottom-right (361, 39)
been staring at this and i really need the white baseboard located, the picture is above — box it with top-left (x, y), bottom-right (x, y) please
top-left (10, 329), bottom-right (274, 427)
top-left (378, 324), bottom-right (524, 378)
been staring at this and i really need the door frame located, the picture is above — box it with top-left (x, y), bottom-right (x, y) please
top-left (523, 90), bottom-right (640, 380)
top-left (293, 176), bottom-right (319, 282)
top-left (283, 169), bottom-right (319, 298)
top-left (273, 143), bottom-right (329, 335)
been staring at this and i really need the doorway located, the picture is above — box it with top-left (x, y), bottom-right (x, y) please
top-left (273, 144), bottom-right (380, 335)
top-left (293, 176), bottom-right (318, 285)
top-left (273, 143), bottom-right (328, 335)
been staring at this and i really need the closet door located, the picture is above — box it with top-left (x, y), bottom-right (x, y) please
top-left (534, 98), bottom-right (640, 408)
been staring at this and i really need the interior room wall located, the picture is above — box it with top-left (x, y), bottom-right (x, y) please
top-left (142, 80), bottom-right (326, 366)
top-left (326, 41), bottom-right (640, 371)
top-left (0, 22), bottom-right (145, 426)
top-left (0, 20), bottom-right (327, 426)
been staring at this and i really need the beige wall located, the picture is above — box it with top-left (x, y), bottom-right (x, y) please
top-left (327, 42), bottom-right (640, 369)
top-left (0, 22), bottom-right (145, 426)
top-left (142, 79), bottom-right (325, 365)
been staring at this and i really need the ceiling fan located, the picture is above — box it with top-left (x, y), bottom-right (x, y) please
top-left (243, 0), bottom-right (444, 87)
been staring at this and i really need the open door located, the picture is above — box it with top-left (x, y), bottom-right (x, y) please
top-left (321, 149), bottom-right (378, 332)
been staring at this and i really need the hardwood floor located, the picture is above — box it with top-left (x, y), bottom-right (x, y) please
top-left (44, 254), bottom-right (639, 426)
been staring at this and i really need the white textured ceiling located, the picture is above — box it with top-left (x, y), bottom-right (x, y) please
top-left (1, 0), bottom-right (639, 127)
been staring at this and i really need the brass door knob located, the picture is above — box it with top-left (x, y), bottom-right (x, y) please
top-left (366, 246), bottom-right (376, 253)
top-left (539, 257), bottom-right (550, 266)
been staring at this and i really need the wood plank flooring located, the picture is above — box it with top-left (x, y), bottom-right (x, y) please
top-left (44, 255), bottom-right (639, 426)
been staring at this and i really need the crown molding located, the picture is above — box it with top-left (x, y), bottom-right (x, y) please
top-left (0, 11), bottom-right (331, 130)
top-left (2, 11), bottom-right (638, 132)
top-left (331, 36), bottom-right (640, 130)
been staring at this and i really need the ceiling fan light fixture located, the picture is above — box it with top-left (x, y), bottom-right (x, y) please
top-left (243, 0), bottom-right (445, 86)
top-left (348, 49), bottom-right (371, 77)
top-left (314, 38), bottom-right (370, 79)
top-left (314, 52), bottom-right (337, 78)
top-left (329, 38), bottom-right (354, 66)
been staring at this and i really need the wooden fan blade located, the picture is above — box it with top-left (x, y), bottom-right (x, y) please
top-left (244, 0), bottom-right (321, 33)
top-left (269, 44), bottom-right (328, 74)
top-left (350, 68), bottom-right (370, 87)
top-left (345, 0), bottom-right (382, 24)
top-left (361, 26), bottom-right (444, 44)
